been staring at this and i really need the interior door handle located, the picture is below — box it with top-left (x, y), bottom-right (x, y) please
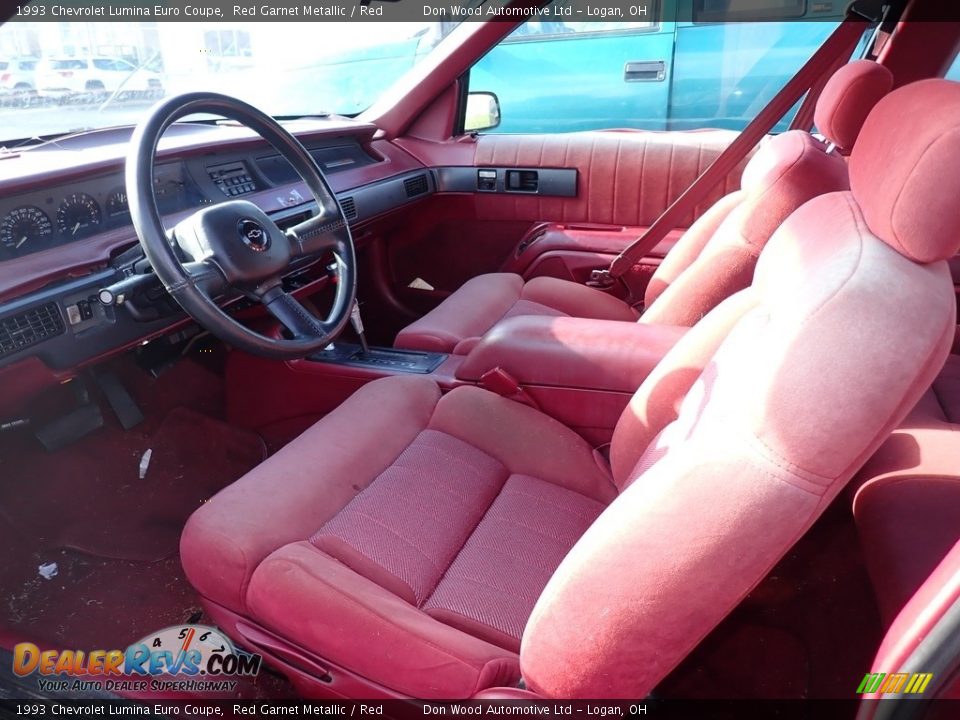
top-left (624, 61), bottom-right (666, 82)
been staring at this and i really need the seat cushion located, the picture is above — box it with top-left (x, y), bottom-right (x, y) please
top-left (181, 374), bottom-right (443, 615)
top-left (421, 474), bottom-right (605, 652)
top-left (181, 376), bottom-right (615, 698)
top-left (395, 273), bottom-right (636, 354)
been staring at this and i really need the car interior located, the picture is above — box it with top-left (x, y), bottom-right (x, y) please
top-left (1, 0), bottom-right (959, 711)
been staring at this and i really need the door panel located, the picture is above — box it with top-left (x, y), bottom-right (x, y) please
top-left (386, 129), bottom-right (748, 306)
top-left (471, 129), bottom-right (745, 226)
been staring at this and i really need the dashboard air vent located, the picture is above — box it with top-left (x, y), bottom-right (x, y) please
top-left (0, 302), bottom-right (65, 358)
top-left (340, 196), bottom-right (357, 221)
top-left (403, 174), bottom-right (429, 199)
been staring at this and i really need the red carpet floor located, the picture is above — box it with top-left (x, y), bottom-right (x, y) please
top-left (0, 355), bottom-right (295, 697)
top-left (0, 407), bottom-right (265, 561)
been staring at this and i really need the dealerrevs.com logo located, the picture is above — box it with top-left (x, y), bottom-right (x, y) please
top-left (12, 625), bottom-right (262, 693)
top-left (857, 671), bottom-right (934, 695)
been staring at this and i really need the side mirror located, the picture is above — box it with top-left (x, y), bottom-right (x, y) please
top-left (464, 91), bottom-right (501, 133)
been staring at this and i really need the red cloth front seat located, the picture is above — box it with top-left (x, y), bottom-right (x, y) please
top-left (181, 79), bottom-right (960, 699)
top-left (394, 60), bottom-right (893, 354)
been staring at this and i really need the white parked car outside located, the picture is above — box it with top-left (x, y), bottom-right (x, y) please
top-left (0, 58), bottom-right (39, 106)
top-left (36, 56), bottom-right (164, 103)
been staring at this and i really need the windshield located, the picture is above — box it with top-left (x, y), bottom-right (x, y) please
top-left (0, 21), bottom-right (452, 142)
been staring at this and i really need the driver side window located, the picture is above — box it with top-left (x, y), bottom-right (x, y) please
top-left (466, 1), bottom-right (849, 134)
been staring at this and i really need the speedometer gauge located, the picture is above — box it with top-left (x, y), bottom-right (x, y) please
top-left (0, 206), bottom-right (53, 254)
top-left (57, 192), bottom-right (102, 239)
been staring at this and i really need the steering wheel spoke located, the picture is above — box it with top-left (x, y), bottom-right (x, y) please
top-left (258, 285), bottom-right (331, 340)
top-left (285, 213), bottom-right (348, 258)
top-left (181, 259), bottom-right (228, 299)
top-left (127, 92), bottom-right (356, 360)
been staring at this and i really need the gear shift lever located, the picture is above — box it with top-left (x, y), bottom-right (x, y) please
top-left (350, 301), bottom-right (370, 356)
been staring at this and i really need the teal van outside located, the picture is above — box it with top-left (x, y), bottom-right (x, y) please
top-left (468, 0), bottom-right (859, 133)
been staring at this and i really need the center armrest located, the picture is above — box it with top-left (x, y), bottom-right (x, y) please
top-left (456, 316), bottom-right (687, 392)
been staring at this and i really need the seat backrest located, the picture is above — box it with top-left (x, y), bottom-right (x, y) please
top-left (520, 79), bottom-right (960, 699)
top-left (640, 60), bottom-right (894, 327)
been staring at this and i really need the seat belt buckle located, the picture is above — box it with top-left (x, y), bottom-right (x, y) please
top-left (587, 268), bottom-right (614, 288)
top-left (479, 368), bottom-right (539, 410)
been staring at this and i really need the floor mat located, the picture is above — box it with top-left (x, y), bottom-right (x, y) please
top-left (0, 354), bottom-right (296, 698)
top-left (0, 520), bottom-right (295, 699)
top-left (659, 502), bottom-right (883, 699)
top-left (0, 407), bottom-right (266, 562)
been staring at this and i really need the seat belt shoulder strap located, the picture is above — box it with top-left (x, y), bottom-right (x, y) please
top-left (608, 14), bottom-right (869, 281)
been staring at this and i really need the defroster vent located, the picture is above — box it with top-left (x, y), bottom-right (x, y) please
top-left (0, 302), bottom-right (65, 358)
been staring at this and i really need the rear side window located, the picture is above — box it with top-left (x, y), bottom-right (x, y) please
top-left (18, 61), bottom-right (36, 71)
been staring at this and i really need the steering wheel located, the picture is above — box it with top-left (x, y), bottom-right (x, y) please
top-left (126, 92), bottom-right (357, 360)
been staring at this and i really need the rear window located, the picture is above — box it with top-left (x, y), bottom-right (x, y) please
top-left (50, 59), bottom-right (87, 70)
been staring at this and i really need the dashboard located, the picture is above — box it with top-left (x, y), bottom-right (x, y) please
top-left (0, 164), bottom-right (203, 261)
top-left (0, 136), bottom-right (381, 263)
top-left (0, 117), bottom-right (435, 374)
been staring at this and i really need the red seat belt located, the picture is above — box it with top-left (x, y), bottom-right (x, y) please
top-left (605, 14), bottom-right (870, 295)
top-left (788, 49), bottom-right (852, 132)
top-left (791, 6), bottom-right (893, 132)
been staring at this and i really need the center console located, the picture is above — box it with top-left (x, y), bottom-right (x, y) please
top-left (227, 313), bottom-right (686, 447)
top-left (309, 343), bottom-right (445, 374)
top-left (453, 316), bottom-right (688, 444)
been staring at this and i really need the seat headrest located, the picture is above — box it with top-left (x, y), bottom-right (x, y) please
top-left (815, 60), bottom-right (894, 151)
top-left (850, 79), bottom-right (960, 264)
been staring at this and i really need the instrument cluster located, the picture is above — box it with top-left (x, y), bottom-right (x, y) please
top-left (0, 163), bottom-right (204, 261)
